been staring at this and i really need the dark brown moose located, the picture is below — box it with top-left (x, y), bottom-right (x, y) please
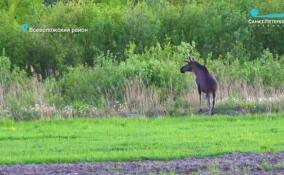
top-left (180, 56), bottom-right (217, 115)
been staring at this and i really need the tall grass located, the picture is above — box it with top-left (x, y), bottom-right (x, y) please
top-left (0, 42), bottom-right (283, 120)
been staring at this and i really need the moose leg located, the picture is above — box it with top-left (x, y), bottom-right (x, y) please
top-left (206, 93), bottom-right (212, 115)
top-left (198, 85), bottom-right (202, 113)
top-left (212, 92), bottom-right (216, 115)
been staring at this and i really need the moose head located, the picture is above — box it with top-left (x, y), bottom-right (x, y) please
top-left (180, 56), bottom-right (197, 73)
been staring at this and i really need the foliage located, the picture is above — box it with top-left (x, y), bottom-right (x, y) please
top-left (1, 0), bottom-right (284, 75)
top-left (59, 42), bottom-right (194, 106)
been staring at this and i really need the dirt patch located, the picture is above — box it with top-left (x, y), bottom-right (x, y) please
top-left (0, 152), bottom-right (283, 175)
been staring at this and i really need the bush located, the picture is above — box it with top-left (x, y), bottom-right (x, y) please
top-left (59, 42), bottom-right (196, 106)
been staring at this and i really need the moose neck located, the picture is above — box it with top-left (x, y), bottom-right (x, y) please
top-left (192, 68), bottom-right (201, 76)
top-left (192, 63), bottom-right (208, 77)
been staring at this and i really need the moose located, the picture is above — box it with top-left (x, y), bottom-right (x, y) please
top-left (180, 56), bottom-right (217, 115)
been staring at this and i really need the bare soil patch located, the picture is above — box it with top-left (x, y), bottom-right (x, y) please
top-left (0, 152), bottom-right (283, 175)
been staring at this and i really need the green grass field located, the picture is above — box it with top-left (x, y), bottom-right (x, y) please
top-left (0, 114), bottom-right (284, 164)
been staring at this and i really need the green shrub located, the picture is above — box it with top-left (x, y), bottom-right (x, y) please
top-left (59, 42), bottom-right (196, 106)
top-left (60, 63), bottom-right (124, 106)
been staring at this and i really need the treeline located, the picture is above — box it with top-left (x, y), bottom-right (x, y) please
top-left (0, 0), bottom-right (284, 77)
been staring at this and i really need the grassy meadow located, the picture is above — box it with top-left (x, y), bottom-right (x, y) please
top-left (0, 113), bottom-right (283, 164)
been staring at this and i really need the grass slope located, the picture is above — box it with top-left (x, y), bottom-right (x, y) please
top-left (0, 114), bottom-right (284, 164)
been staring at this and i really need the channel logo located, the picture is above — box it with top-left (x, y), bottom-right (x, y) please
top-left (250, 8), bottom-right (284, 18)
top-left (21, 23), bottom-right (28, 32)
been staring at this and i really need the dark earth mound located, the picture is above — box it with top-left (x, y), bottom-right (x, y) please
top-left (0, 152), bottom-right (283, 175)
